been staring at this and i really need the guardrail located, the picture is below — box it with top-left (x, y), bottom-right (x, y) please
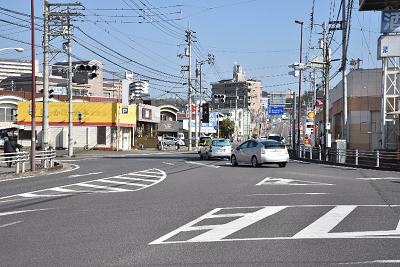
top-left (0, 149), bottom-right (57, 174)
top-left (298, 145), bottom-right (399, 170)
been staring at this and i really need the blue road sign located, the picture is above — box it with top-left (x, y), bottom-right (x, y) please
top-left (122, 108), bottom-right (128, 114)
top-left (268, 106), bottom-right (284, 115)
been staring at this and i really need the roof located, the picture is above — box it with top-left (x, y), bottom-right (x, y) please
top-left (359, 0), bottom-right (400, 11)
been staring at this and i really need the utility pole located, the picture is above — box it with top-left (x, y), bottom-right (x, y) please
top-left (341, 0), bottom-right (348, 143)
top-left (31, 0), bottom-right (36, 171)
top-left (185, 23), bottom-right (195, 151)
top-left (42, 0), bottom-right (49, 151)
top-left (323, 22), bottom-right (331, 160)
top-left (47, 3), bottom-right (82, 157)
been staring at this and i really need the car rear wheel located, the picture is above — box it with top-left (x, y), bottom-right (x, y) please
top-left (231, 155), bottom-right (238, 166)
top-left (200, 153), bottom-right (204, 160)
top-left (278, 162), bottom-right (287, 168)
top-left (206, 153), bottom-right (211, 160)
top-left (251, 156), bottom-right (259, 167)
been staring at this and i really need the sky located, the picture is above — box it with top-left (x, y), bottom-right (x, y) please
top-left (0, 0), bottom-right (382, 99)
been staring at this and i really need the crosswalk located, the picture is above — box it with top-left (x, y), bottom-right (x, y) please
top-left (0, 168), bottom-right (166, 204)
top-left (150, 205), bottom-right (400, 244)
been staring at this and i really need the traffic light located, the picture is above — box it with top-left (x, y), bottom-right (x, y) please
top-left (49, 89), bottom-right (54, 98)
top-left (214, 94), bottom-right (226, 103)
top-left (76, 64), bottom-right (98, 79)
top-left (78, 112), bottom-right (83, 122)
top-left (202, 103), bottom-right (209, 123)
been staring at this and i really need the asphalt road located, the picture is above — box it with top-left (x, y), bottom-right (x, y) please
top-left (1, 150), bottom-right (400, 266)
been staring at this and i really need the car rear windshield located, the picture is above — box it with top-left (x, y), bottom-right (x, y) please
top-left (261, 141), bottom-right (285, 149)
top-left (267, 136), bottom-right (281, 142)
top-left (212, 140), bottom-right (230, 146)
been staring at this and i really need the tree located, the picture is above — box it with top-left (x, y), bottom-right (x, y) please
top-left (219, 118), bottom-right (235, 138)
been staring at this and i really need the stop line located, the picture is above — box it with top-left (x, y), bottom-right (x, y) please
top-left (0, 168), bottom-right (166, 204)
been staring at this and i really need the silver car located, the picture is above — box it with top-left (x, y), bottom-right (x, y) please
top-left (199, 138), bottom-right (232, 160)
top-left (231, 139), bottom-right (289, 167)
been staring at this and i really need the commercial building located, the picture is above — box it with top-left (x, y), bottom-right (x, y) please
top-left (210, 63), bottom-right (262, 138)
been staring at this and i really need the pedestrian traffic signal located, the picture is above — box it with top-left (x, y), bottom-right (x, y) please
top-left (78, 112), bottom-right (83, 122)
top-left (202, 103), bottom-right (209, 123)
top-left (49, 89), bottom-right (54, 98)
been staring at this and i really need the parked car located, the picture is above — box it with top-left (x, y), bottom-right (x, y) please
top-left (198, 136), bottom-right (212, 154)
top-left (162, 136), bottom-right (178, 146)
top-left (199, 138), bottom-right (232, 160)
top-left (230, 139), bottom-right (289, 167)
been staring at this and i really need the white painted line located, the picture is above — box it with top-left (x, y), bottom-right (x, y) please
top-left (97, 178), bottom-right (146, 187)
top-left (163, 162), bottom-right (174, 165)
top-left (0, 221), bottom-right (22, 228)
top-left (357, 177), bottom-right (400, 180)
top-left (256, 177), bottom-right (272, 186)
top-left (189, 206), bottom-right (287, 242)
top-left (185, 161), bottom-right (220, 168)
top-left (75, 183), bottom-right (132, 192)
top-left (338, 260), bottom-right (400, 265)
top-left (293, 205), bottom-right (357, 238)
top-left (0, 208), bottom-right (54, 216)
top-left (68, 172), bottom-right (103, 178)
top-left (248, 193), bottom-right (329, 196)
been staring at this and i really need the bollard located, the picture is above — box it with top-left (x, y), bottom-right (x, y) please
top-left (376, 150), bottom-right (379, 167)
top-left (355, 149), bottom-right (358, 165)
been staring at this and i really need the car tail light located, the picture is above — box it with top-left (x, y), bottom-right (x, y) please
top-left (209, 145), bottom-right (212, 153)
top-left (261, 146), bottom-right (265, 155)
top-left (231, 145), bottom-right (233, 152)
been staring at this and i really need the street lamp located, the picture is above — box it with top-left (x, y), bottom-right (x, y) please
top-left (295, 19), bottom-right (303, 157)
top-left (0, 47), bottom-right (24, 53)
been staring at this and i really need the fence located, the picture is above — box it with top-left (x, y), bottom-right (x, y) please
top-left (0, 149), bottom-right (57, 174)
top-left (298, 145), bottom-right (399, 170)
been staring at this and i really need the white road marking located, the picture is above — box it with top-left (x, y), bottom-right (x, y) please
top-left (0, 168), bottom-right (166, 203)
top-left (68, 172), bottom-right (103, 178)
top-left (256, 177), bottom-right (334, 186)
top-left (248, 193), bottom-right (329, 196)
top-left (185, 161), bottom-right (220, 168)
top-left (357, 177), bottom-right (400, 180)
top-left (0, 208), bottom-right (54, 216)
top-left (163, 162), bottom-right (174, 165)
top-left (150, 205), bottom-right (400, 244)
top-left (0, 221), bottom-right (22, 228)
top-left (339, 260), bottom-right (400, 265)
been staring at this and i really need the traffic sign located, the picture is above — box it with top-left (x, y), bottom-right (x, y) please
top-left (268, 106), bottom-right (284, 115)
top-left (193, 94), bottom-right (206, 102)
top-left (122, 108), bottom-right (128, 114)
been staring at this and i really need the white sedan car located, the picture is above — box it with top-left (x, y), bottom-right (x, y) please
top-left (231, 139), bottom-right (289, 167)
top-left (199, 138), bottom-right (232, 160)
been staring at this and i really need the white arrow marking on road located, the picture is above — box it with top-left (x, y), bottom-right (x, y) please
top-left (256, 177), bottom-right (334, 186)
top-left (68, 172), bottom-right (103, 178)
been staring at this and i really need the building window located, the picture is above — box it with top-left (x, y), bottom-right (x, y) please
top-left (103, 92), bottom-right (110, 98)
top-left (0, 108), bottom-right (17, 122)
top-left (97, 126), bottom-right (106, 145)
top-left (19, 129), bottom-right (36, 140)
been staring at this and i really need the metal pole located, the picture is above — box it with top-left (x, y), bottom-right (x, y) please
top-left (30, 0), bottom-right (36, 171)
top-left (295, 20), bottom-right (303, 157)
top-left (42, 0), bottom-right (49, 151)
top-left (217, 105), bottom-right (220, 138)
top-left (187, 22), bottom-right (193, 151)
top-left (292, 92), bottom-right (296, 154)
top-left (67, 7), bottom-right (73, 157)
